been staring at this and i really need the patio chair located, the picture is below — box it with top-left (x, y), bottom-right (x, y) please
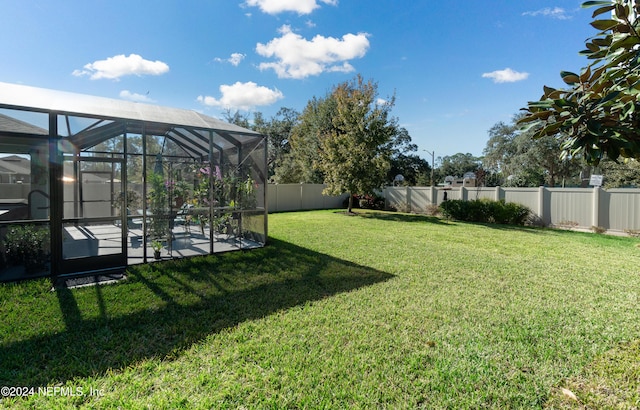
top-left (173, 203), bottom-right (194, 234)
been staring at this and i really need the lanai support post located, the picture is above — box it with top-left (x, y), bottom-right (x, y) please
top-left (49, 112), bottom-right (62, 277)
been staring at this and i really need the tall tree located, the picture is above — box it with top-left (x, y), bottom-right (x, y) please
top-left (222, 109), bottom-right (250, 129)
top-left (388, 153), bottom-right (431, 186)
top-left (253, 108), bottom-right (299, 181)
top-left (275, 96), bottom-right (337, 184)
top-left (600, 158), bottom-right (640, 187)
top-left (318, 75), bottom-right (404, 212)
top-left (483, 119), bottom-right (520, 179)
top-left (484, 115), bottom-right (583, 187)
top-left (434, 153), bottom-right (480, 183)
top-left (520, 0), bottom-right (640, 164)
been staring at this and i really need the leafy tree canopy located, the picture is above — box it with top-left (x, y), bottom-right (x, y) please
top-left (317, 75), bottom-right (409, 212)
top-left (484, 114), bottom-right (583, 187)
top-left (253, 107), bottom-right (300, 181)
top-left (520, 0), bottom-right (640, 164)
top-left (222, 108), bottom-right (301, 182)
top-left (274, 96), bottom-right (337, 184)
top-left (434, 153), bottom-right (481, 183)
top-left (388, 153), bottom-right (431, 186)
top-left (600, 157), bottom-right (640, 187)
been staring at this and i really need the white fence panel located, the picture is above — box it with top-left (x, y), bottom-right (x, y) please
top-left (602, 188), bottom-right (640, 231)
top-left (380, 185), bottom-right (640, 233)
top-left (546, 188), bottom-right (594, 227)
top-left (503, 188), bottom-right (541, 214)
top-left (301, 184), bottom-right (325, 210)
top-left (385, 187), bottom-right (409, 210)
top-left (409, 188), bottom-right (432, 212)
top-left (268, 184), bottom-right (348, 213)
top-left (270, 184), bottom-right (303, 212)
top-left (465, 187), bottom-right (498, 201)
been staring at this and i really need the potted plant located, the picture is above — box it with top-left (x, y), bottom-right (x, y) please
top-left (151, 240), bottom-right (163, 259)
top-left (148, 172), bottom-right (170, 239)
top-left (173, 180), bottom-right (191, 208)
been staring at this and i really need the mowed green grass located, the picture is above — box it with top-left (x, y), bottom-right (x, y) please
top-left (1, 210), bottom-right (639, 409)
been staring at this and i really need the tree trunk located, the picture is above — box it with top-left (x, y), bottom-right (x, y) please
top-left (348, 192), bottom-right (353, 213)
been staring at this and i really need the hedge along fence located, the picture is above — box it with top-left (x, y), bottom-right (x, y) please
top-left (266, 184), bottom-right (640, 233)
top-left (383, 186), bottom-right (640, 233)
top-left (439, 199), bottom-right (531, 226)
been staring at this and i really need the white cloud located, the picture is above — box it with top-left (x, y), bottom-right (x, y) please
top-left (522, 7), bottom-right (572, 20)
top-left (244, 0), bottom-right (337, 15)
top-left (72, 54), bottom-right (169, 80)
top-left (214, 53), bottom-right (246, 66)
top-left (197, 81), bottom-right (284, 110)
top-left (482, 68), bottom-right (529, 83)
top-left (256, 25), bottom-right (369, 79)
top-left (119, 90), bottom-right (155, 103)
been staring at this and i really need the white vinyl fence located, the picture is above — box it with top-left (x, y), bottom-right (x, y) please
top-left (268, 184), bottom-right (640, 232)
top-left (3, 181), bottom-right (637, 233)
top-left (267, 184), bottom-right (349, 213)
top-left (383, 186), bottom-right (640, 233)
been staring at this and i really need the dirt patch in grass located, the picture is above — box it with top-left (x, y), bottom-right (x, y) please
top-left (545, 339), bottom-right (640, 408)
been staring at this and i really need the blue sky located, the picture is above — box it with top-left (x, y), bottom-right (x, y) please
top-left (1, 1), bottom-right (597, 162)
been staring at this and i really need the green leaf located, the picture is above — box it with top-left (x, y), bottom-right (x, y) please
top-left (591, 4), bottom-right (616, 18)
top-left (518, 114), bottom-right (540, 124)
top-left (561, 71), bottom-right (580, 85)
top-left (582, 0), bottom-right (614, 7)
top-left (589, 65), bottom-right (607, 83)
top-left (580, 67), bottom-right (592, 83)
top-left (527, 100), bottom-right (554, 109)
top-left (553, 98), bottom-right (576, 109)
top-left (593, 37), bottom-right (612, 47)
top-left (615, 3), bottom-right (629, 20)
top-left (621, 101), bottom-right (636, 120)
top-left (615, 24), bottom-right (631, 33)
top-left (523, 110), bottom-right (554, 123)
top-left (586, 120), bottom-right (603, 136)
top-left (586, 42), bottom-right (600, 52)
top-left (610, 35), bottom-right (640, 50)
top-left (543, 85), bottom-right (557, 98)
top-left (582, 49), bottom-right (608, 60)
top-left (630, 78), bottom-right (640, 90)
top-left (542, 121), bottom-right (564, 136)
top-left (590, 19), bottom-right (621, 31)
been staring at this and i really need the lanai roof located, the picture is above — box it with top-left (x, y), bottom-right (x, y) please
top-left (0, 82), bottom-right (264, 159)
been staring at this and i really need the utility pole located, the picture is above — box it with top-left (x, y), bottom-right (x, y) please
top-left (423, 149), bottom-right (435, 186)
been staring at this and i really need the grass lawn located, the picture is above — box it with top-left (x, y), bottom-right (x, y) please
top-left (1, 209), bottom-right (640, 408)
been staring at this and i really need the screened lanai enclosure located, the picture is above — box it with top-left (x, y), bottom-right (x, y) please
top-left (0, 82), bottom-right (267, 282)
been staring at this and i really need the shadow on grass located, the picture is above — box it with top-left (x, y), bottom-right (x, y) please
top-left (340, 210), bottom-right (551, 236)
top-left (0, 238), bottom-right (393, 386)
top-left (475, 222), bottom-right (545, 235)
top-left (339, 210), bottom-right (450, 225)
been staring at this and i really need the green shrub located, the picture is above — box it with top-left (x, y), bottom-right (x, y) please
top-left (503, 202), bottom-right (531, 225)
top-left (439, 199), bottom-right (530, 226)
top-left (439, 199), bottom-right (464, 220)
top-left (4, 225), bottom-right (50, 272)
top-left (344, 193), bottom-right (385, 210)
